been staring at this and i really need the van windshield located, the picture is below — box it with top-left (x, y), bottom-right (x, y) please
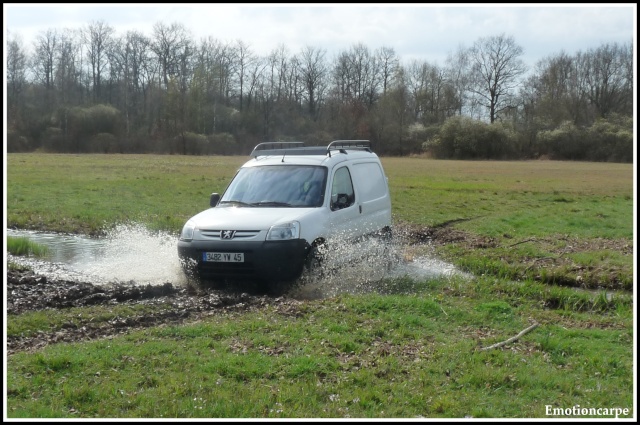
top-left (220, 165), bottom-right (327, 208)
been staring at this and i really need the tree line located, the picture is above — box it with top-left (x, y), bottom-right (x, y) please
top-left (5, 21), bottom-right (634, 162)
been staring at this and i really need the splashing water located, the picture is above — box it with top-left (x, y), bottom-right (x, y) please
top-left (78, 223), bottom-right (186, 285)
top-left (6, 224), bottom-right (187, 285)
top-left (6, 223), bottom-right (470, 292)
top-left (290, 231), bottom-right (472, 299)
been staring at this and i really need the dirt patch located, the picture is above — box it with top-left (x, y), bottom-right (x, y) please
top-left (6, 268), bottom-right (302, 356)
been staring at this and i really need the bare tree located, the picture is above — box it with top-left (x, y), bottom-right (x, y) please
top-left (468, 33), bottom-right (527, 123)
top-left (109, 30), bottom-right (154, 142)
top-left (55, 29), bottom-right (86, 150)
top-left (582, 42), bottom-right (632, 118)
top-left (619, 41), bottom-right (634, 116)
top-left (245, 55), bottom-right (267, 112)
top-left (6, 31), bottom-right (28, 118)
top-left (215, 40), bottom-right (238, 109)
top-left (369, 66), bottom-right (411, 154)
top-left (299, 45), bottom-right (328, 118)
top-left (529, 51), bottom-right (577, 127)
top-left (56, 29), bottom-right (83, 104)
top-left (81, 20), bottom-right (115, 102)
top-left (234, 40), bottom-right (256, 112)
top-left (32, 29), bottom-right (60, 109)
top-left (376, 46), bottom-right (399, 96)
top-left (404, 59), bottom-right (452, 125)
top-left (150, 22), bottom-right (191, 90)
top-left (404, 60), bottom-right (427, 121)
top-left (332, 43), bottom-right (380, 107)
top-left (444, 45), bottom-right (471, 116)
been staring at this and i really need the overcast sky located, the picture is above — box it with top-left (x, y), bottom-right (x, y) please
top-left (3, 3), bottom-right (636, 68)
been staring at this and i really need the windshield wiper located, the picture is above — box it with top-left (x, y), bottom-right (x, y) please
top-left (250, 201), bottom-right (294, 207)
top-left (219, 200), bottom-right (254, 207)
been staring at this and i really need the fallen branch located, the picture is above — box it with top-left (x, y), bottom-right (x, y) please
top-left (506, 238), bottom-right (537, 248)
top-left (479, 321), bottom-right (540, 351)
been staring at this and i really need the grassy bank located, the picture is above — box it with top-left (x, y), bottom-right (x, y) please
top-left (5, 153), bottom-right (635, 419)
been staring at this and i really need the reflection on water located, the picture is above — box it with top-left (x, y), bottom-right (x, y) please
top-left (6, 229), bottom-right (108, 263)
top-left (6, 223), bottom-right (470, 290)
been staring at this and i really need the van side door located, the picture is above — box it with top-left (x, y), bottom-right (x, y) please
top-left (327, 165), bottom-right (361, 241)
top-left (350, 161), bottom-right (392, 234)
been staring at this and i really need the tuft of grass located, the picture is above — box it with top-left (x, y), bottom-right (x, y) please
top-left (7, 261), bottom-right (31, 272)
top-left (7, 236), bottom-right (50, 257)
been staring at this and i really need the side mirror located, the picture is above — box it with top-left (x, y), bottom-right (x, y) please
top-left (210, 193), bottom-right (221, 207)
top-left (330, 193), bottom-right (349, 211)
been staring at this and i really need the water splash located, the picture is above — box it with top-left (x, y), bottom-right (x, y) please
top-left (6, 223), bottom-right (470, 291)
top-left (6, 224), bottom-right (187, 285)
top-left (76, 223), bottom-right (186, 285)
top-left (290, 230), bottom-right (471, 299)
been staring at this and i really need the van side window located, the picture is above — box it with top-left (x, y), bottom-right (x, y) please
top-left (331, 167), bottom-right (355, 211)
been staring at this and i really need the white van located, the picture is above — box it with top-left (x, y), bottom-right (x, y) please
top-left (177, 140), bottom-right (392, 287)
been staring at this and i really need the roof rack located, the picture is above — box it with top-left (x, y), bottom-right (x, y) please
top-left (250, 140), bottom-right (373, 158)
top-left (327, 140), bottom-right (371, 156)
top-left (328, 140), bottom-right (371, 150)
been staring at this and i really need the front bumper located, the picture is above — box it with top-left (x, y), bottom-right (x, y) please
top-left (178, 239), bottom-right (311, 282)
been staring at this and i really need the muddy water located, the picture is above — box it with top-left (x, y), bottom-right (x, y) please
top-left (6, 223), bottom-right (470, 295)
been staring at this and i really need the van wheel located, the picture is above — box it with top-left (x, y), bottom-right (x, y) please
top-left (300, 243), bottom-right (325, 285)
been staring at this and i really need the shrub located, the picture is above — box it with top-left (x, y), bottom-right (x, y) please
top-left (424, 116), bottom-right (518, 159)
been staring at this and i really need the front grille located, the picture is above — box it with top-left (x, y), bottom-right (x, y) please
top-left (199, 230), bottom-right (261, 240)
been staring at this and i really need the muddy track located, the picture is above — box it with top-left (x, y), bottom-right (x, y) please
top-left (6, 269), bottom-right (304, 355)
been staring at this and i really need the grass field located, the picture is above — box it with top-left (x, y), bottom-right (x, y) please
top-left (6, 154), bottom-right (634, 289)
top-left (4, 153), bottom-right (636, 419)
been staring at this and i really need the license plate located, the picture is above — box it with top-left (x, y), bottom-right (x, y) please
top-left (203, 252), bottom-right (244, 263)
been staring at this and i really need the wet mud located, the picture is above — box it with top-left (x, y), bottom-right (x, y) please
top-left (6, 268), bottom-right (302, 355)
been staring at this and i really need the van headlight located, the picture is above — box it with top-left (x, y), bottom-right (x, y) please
top-left (266, 222), bottom-right (300, 240)
top-left (180, 220), bottom-right (196, 241)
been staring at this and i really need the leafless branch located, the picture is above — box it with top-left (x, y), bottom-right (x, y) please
top-left (479, 321), bottom-right (539, 351)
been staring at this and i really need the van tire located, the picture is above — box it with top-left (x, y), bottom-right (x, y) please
top-left (299, 243), bottom-right (325, 285)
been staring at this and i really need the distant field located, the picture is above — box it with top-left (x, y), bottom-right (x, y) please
top-left (382, 156), bottom-right (632, 235)
top-left (6, 153), bottom-right (633, 234)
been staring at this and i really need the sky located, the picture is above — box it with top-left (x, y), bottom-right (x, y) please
top-left (3, 3), bottom-right (637, 68)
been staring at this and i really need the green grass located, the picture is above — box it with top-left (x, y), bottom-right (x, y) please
top-left (6, 236), bottom-right (50, 257)
top-left (384, 157), bottom-right (632, 239)
top-left (6, 276), bottom-right (634, 418)
top-left (5, 153), bottom-right (635, 419)
top-left (6, 154), bottom-right (632, 238)
top-left (6, 154), bottom-right (246, 235)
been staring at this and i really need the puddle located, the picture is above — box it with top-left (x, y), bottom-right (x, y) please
top-left (6, 223), bottom-right (470, 291)
top-left (6, 224), bottom-right (187, 286)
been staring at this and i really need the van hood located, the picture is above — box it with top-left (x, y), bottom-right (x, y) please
top-left (188, 206), bottom-right (316, 231)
